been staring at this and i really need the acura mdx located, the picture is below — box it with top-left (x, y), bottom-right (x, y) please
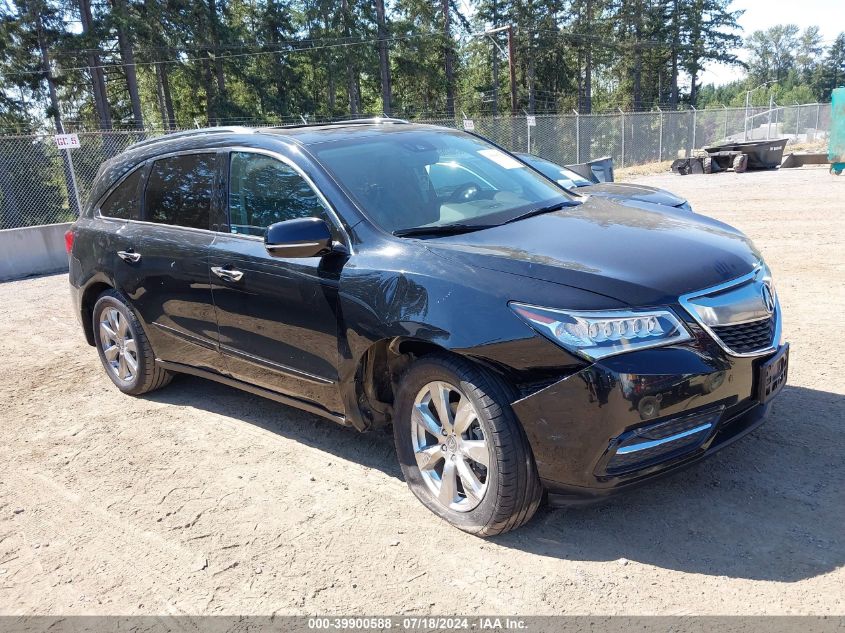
top-left (67, 119), bottom-right (788, 535)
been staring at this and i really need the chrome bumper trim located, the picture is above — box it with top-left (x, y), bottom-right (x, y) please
top-left (615, 422), bottom-right (714, 455)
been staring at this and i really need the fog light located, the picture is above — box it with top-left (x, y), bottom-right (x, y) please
top-left (604, 407), bottom-right (724, 475)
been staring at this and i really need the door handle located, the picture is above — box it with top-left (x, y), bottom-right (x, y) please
top-left (211, 266), bottom-right (244, 282)
top-left (117, 250), bottom-right (141, 263)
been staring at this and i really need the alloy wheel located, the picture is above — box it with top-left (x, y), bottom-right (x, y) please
top-left (99, 307), bottom-right (138, 382)
top-left (410, 380), bottom-right (491, 512)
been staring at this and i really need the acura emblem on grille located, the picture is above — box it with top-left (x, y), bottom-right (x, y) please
top-left (761, 284), bottom-right (775, 314)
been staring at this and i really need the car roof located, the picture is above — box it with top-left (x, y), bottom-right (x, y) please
top-left (265, 121), bottom-right (448, 146)
top-left (87, 119), bottom-right (461, 210)
top-left (123, 118), bottom-right (439, 153)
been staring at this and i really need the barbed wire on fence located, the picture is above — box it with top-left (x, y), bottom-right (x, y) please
top-left (0, 102), bottom-right (831, 231)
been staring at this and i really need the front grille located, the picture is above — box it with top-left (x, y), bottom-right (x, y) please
top-left (680, 266), bottom-right (781, 357)
top-left (711, 317), bottom-right (774, 354)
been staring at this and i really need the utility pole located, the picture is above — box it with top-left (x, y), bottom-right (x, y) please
top-left (479, 25), bottom-right (517, 116)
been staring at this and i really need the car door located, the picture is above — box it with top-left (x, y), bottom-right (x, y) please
top-left (209, 149), bottom-right (347, 414)
top-left (124, 151), bottom-right (224, 373)
top-left (93, 164), bottom-right (147, 295)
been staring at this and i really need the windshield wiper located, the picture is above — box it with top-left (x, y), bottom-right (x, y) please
top-left (503, 200), bottom-right (577, 225)
top-left (393, 223), bottom-right (493, 237)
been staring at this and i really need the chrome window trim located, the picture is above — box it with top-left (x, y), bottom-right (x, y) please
top-left (100, 216), bottom-right (219, 236)
top-left (679, 265), bottom-right (782, 358)
top-left (224, 146), bottom-right (352, 252)
top-left (93, 146), bottom-right (352, 250)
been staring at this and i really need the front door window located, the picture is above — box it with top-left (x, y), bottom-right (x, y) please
top-left (227, 152), bottom-right (334, 238)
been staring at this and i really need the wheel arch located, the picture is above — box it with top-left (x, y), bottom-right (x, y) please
top-left (345, 335), bottom-right (516, 432)
top-left (80, 278), bottom-right (115, 346)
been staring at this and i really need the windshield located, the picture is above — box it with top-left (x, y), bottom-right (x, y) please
top-left (517, 154), bottom-right (593, 188)
top-left (309, 128), bottom-right (573, 234)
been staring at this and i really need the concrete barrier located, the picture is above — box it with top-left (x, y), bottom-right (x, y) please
top-left (0, 222), bottom-right (72, 282)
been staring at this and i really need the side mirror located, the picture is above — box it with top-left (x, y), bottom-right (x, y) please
top-left (264, 217), bottom-right (333, 258)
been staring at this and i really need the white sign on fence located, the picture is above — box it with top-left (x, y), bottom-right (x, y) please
top-left (463, 119), bottom-right (475, 131)
top-left (526, 115), bottom-right (536, 126)
top-left (54, 133), bottom-right (80, 150)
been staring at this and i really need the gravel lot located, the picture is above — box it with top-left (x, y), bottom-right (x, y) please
top-left (0, 166), bottom-right (843, 615)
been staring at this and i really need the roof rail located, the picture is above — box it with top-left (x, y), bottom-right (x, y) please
top-left (333, 117), bottom-right (409, 125)
top-left (271, 117), bottom-right (410, 130)
top-left (125, 126), bottom-right (256, 152)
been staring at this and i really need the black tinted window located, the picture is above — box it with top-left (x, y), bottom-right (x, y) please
top-left (100, 168), bottom-right (143, 219)
top-left (145, 153), bottom-right (215, 229)
top-left (228, 152), bottom-right (330, 237)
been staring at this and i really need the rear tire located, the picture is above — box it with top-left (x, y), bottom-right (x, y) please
top-left (703, 157), bottom-right (713, 174)
top-left (733, 154), bottom-right (748, 173)
top-left (92, 290), bottom-right (173, 395)
top-left (393, 353), bottom-right (542, 536)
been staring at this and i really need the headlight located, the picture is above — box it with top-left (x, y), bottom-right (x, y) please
top-left (510, 302), bottom-right (692, 361)
top-left (676, 200), bottom-right (693, 212)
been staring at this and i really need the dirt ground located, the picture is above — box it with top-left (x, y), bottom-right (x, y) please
top-left (0, 166), bottom-right (843, 616)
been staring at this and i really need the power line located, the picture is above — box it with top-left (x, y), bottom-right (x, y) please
top-left (2, 24), bottom-right (692, 80)
top-left (49, 31), bottom-right (439, 58)
top-left (1, 30), bottom-right (464, 78)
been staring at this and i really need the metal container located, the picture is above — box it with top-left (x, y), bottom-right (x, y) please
top-left (703, 138), bottom-right (789, 170)
top-left (566, 156), bottom-right (615, 183)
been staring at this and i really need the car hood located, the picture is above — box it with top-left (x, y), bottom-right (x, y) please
top-left (577, 182), bottom-right (687, 208)
top-left (424, 197), bottom-right (761, 307)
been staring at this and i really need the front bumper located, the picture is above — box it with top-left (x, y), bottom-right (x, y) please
top-left (510, 338), bottom-right (786, 503)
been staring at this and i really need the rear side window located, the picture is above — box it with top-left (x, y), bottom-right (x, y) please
top-left (100, 168), bottom-right (143, 219)
top-left (228, 152), bottom-right (332, 237)
top-left (144, 153), bottom-right (215, 229)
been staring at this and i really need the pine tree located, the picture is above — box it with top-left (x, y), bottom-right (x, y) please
top-left (680, 0), bottom-right (743, 106)
top-left (815, 33), bottom-right (845, 101)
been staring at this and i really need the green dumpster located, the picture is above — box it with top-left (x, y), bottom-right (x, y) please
top-left (831, 87), bottom-right (845, 175)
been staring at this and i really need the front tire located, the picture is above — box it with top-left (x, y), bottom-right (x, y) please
top-left (393, 354), bottom-right (541, 536)
top-left (92, 290), bottom-right (172, 395)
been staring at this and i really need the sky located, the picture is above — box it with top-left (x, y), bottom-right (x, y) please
top-left (699, 0), bottom-right (845, 86)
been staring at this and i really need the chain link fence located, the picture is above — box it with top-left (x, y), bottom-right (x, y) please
top-left (0, 131), bottom-right (148, 230)
top-left (421, 103), bottom-right (831, 168)
top-left (0, 103), bottom-right (831, 231)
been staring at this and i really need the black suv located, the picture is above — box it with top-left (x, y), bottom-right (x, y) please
top-left (67, 120), bottom-right (788, 535)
